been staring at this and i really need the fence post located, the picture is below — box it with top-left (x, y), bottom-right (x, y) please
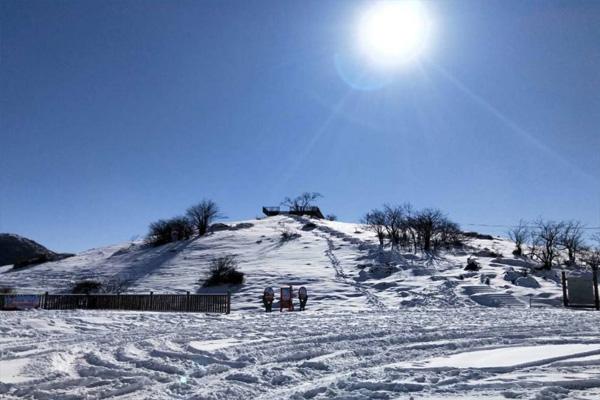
top-left (149, 291), bottom-right (153, 311)
top-left (226, 291), bottom-right (231, 314)
top-left (186, 291), bottom-right (190, 312)
top-left (561, 271), bottom-right (568, 308)
top-left (118, 292), bottom-right (121, 310)
top-left (593, 267), bottom-right (600, 311)
top-left (44, 291), bottom-right (49, 309)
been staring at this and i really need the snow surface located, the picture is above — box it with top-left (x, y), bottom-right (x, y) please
top-left (2, 215), bottom-right (593, 399)
top-left (397, 344), bottom-right (600, 370)
top-left (2, 308), bottom-right (600, 399)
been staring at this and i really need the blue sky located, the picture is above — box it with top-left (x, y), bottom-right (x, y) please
top-left (1, 0), bottom-right (599, 252)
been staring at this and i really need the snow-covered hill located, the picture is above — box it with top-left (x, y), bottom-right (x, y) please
top-left (4, 216), bottom-right (600, 400)
top-left (0, 215), bottom-right (564, 311)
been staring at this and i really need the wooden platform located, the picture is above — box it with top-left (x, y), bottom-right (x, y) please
top-left (262, 206), bottom-right (324, 219)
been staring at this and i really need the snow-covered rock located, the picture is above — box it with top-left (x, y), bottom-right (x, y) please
top-left (515, 275), bottom-right (541, 288)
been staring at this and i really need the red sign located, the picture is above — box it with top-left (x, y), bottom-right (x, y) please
top-left (280, 286), bottom-right (293, 312)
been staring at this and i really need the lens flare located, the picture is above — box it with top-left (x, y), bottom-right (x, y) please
top-left (357, 1), bottom-right (432, 67)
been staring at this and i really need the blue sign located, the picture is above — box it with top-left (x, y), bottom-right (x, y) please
top-left (3, 295), bottom-right (41, 310)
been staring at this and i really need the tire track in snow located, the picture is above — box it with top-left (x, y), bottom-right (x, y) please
top-left (4, 309), bottom-right (600, 399)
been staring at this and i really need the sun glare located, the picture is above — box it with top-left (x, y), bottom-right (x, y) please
top-left (357, 1), bottom-right (431, 68)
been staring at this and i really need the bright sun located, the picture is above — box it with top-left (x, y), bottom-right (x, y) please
top-left (357, 1), bottom-right (431, 68)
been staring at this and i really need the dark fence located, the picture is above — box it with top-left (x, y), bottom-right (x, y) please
top-left (0, 292), bottom-right (230, 314)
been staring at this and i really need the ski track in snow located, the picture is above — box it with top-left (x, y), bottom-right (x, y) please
top-left (1, 215), bottom-right (583, 398)
top-left (2, 308), bottom-right (600, 399)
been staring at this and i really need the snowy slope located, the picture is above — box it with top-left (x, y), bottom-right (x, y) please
top-left (0, 215), bottom-right (564, 311)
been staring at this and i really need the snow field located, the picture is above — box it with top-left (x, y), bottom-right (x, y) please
top-left (2, 308), bottom-right (600, 399)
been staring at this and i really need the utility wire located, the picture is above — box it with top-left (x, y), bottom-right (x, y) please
top-left (462, 223), bottom-right (600, 230)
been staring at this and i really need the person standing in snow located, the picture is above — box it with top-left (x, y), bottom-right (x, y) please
top-left (298, 286), bottom-right (308, 311)
top-left (262, 287), bottom-right (274, 312)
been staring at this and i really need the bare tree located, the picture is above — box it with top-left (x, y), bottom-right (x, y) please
top-left (508, 220), bottom-right (529, 256)
top-left (413, 208), bottom-right (446, 251)
top-left (530, 219), bottom-right (564, 269)
top-left (146, 216), bottom-right (193, 246)
top-left (400, 203), bottom-right (419, 252)
top-left (527, 229), bottom-right (539, 259)
top-left (186, 199), bottom-right (221, 236)
top-left (560, 221), bottom-right (585, 265)
top-left (363, 204), bottom-right (459, 251)
top-left (281, 192), bottom-right (322, 213)
top-left (146, 219), bottom-right (172, 246)
top-left (362, 209), bottom-right (386, 247)
top-left (436, 219), bottom-right (462, 249)
top-left (383, 205), bottom-right (405, 248)
top-left (170, 216), bottom-right (194, 240)
top-left (583, 233), bottom-right (600, 271)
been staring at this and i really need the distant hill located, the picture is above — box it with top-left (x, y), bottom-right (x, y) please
top-left (0, 233), bottom-right (68, 267)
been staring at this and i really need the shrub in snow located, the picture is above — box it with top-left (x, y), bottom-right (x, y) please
top-left (202, 255), bottom-right (244, 287)
top-left (301, 222), bottom-right (317, 231)
top-left (463, 231), bottom-right (495, 240)
top-left (473, 248), bottom-right (503, 258)
top-left (326, 214), bottom-right (337, 221)
top-left (368, 263), bottom-right (398, 278)
top-left (280, 227), bottom-right (301, 242)
top-left (72, 280), bottom-right (103, 294)
top-left (464, 257), bottom-right (481, 271)
top-left (233, 222), bottom-right (253, 230)
top-left (209, 223), bottom-right (231, 232)
top-left (146, 216), bottom-right (194, 246)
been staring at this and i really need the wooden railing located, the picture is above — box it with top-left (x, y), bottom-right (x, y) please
top-left (0, 292), bottom-right (231, 314)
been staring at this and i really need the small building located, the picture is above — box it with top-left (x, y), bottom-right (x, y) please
top-left (262, 206), bottom-right (324, 219)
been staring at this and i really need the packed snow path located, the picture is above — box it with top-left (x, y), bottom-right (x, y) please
top-left (2, 308), bottom-right (600, 399)
top-left (315, 230), bottom-right (388, 311)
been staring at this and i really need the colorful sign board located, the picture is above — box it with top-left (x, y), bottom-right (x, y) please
top-left (280, 286), bottom-right (293, 311)
top-left (2, 295), bottom-right (41, 310)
